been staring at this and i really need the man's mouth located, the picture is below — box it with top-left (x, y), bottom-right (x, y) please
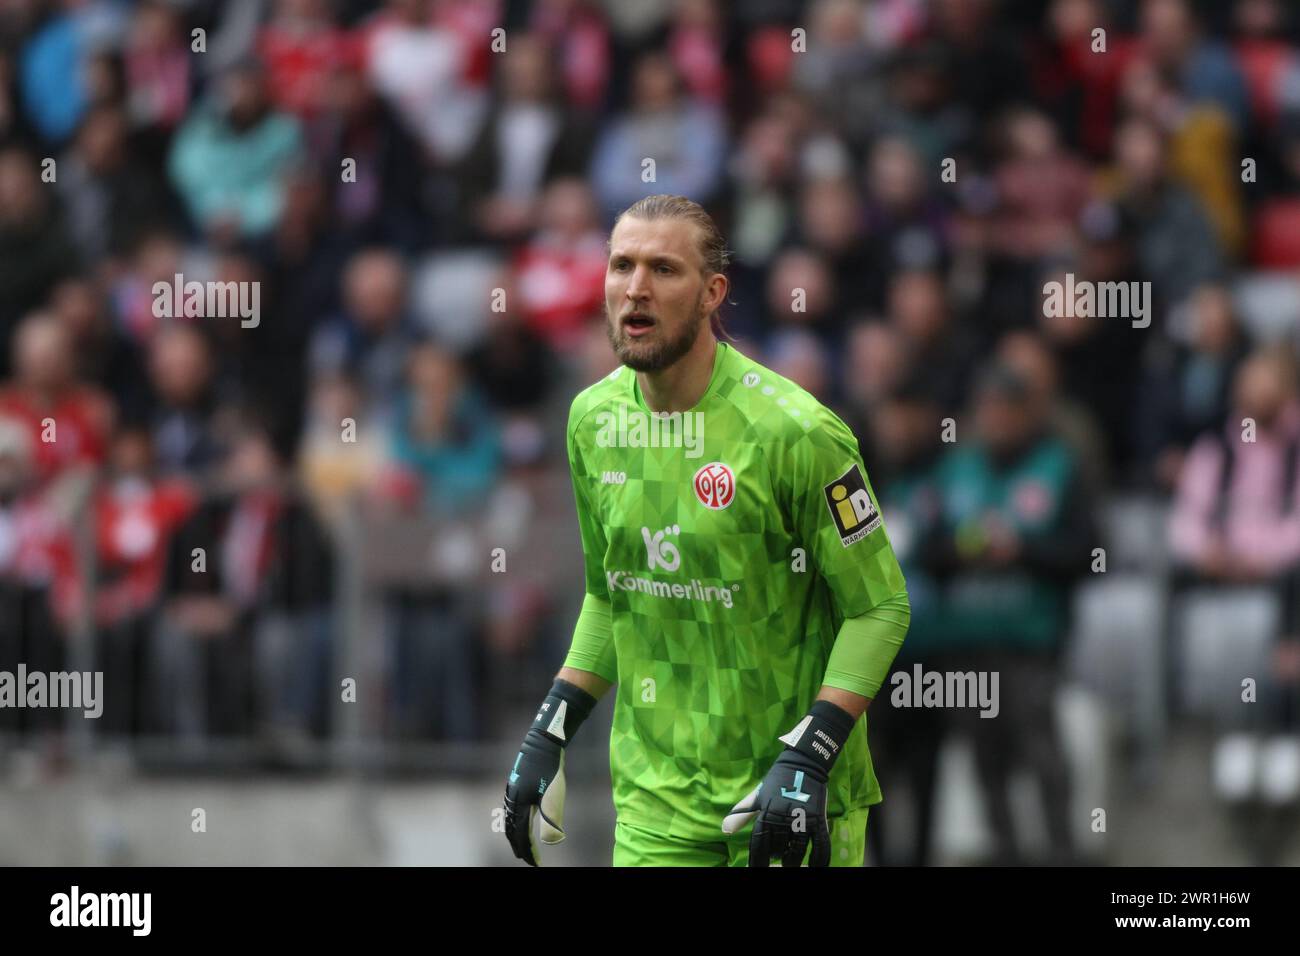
top-left (623, 314), bottom-right (655, 337)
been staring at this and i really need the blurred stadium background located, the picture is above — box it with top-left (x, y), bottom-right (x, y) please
top-left (2, 0), bottom-right (1300, 865)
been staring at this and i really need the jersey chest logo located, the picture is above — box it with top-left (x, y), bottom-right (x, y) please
top-left (693, 461), bottom-right (735, 510)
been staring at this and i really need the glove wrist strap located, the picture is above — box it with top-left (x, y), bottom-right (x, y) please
top-left (530, 679), bottom-right (597, 746)
top-left (778, 700), bottom-right (857, 774)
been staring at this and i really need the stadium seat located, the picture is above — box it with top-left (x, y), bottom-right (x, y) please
top-left (1171, 587), bottom-right (1279, 721)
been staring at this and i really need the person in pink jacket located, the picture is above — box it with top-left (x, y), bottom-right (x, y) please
top-left (1169, 345), bottom-right (1300, 818)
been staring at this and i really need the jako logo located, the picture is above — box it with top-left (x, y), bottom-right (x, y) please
top-left (594, 404), bottom-right (705, 459)
top-left (152, 273), bottom-right (261, 328)
top-left (1041, 272), bottom-right (1151, 329)
top-left (642, 525), bottom-right (681, 572)
top-left (601, 471), bottom-right (627, 484)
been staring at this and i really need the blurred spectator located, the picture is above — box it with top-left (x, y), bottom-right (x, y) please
top-left (464, 268), bottom-right (556, 414)
top-left (985, 108), bottom-right (1092, 264)
top-left (155, 422), bottom-right (333, 742)
top-left (860, 136), bottom-right (949, 309)
top-left (308, 247), bottom-right (421, 425)
top-left (1031, 0), bottom-right (1138, 159)
top-left (123, 0), bottom-right (192, 138)
top-left (57, 102), bottom-right (177, 265)
top-left (387, 342), bottom-right (501, 517)
top-left (298, 370), bottom-right (389, 529)
top-left (1119, 53), bottom-right (1246, 257)
top-left (865, 379), bottom-right (951, 867)
top-left (0, 145), bottom-right (81, 362)
top-left (49, 277), bottom-right (147, 427)
top-left (361, 0), bottom-right (491, 166)
top-left (1139, 0), bottom-right (1250, 132)
top-left (927, 0), bottom-right (1029, 146)
top-left (1138, 284), bottom-right (1249, 490)
top-left (1105, 116), bottom-right (1224, 309)
top-left (765, 327), bottom-right (831, 402)
top-left (258, 0), bottom-right (350, 124)
top-left (589, 50), bottom-right (726, 222)
top-left (0, 312), bottom-right (111, 486)
top-left (0, 414), bottom-right (66, 738)
top-left (168, 58), bottom-right (305, 241)
top-left (454, 33), bottom-right (595, 244)
top-left (793, 176), bottom-right (873, 314)
top-left (923, 364), bottom-right (1096, 865)
top-left (509, 177), bottom-right (606, 353)
top-left (525, 0), bottom-right (610, 113)
top-left (1168, 346), bottom-right (1300, 814)
top-left (59, 427), bottom-right (196, 737)
top-left (311, 48), bottom-right (428, 249)
top-left (727, 109), bottom-right (800, 269)
top-left (17, 0), bottom-right (126, 144)
top-left (666, 0), bottom-right (728, 106)
top-left (147, 324), bottom-right (227, 478)
top-left (841, 318), bottom-right (906, 451)
top-left (788, 0), bottom-right (887, 150)
top-left (886, 268), bottom-right (973, 412)
top-left (998, 328), bottom-right (1111, 493)
top-left (1232, 0), bottom-right (1300, 132)
top-left (765, 246), bottom-right (837, 343)
top-left (1169, 346), bottom-right (1300, 582)
top-left (107, 228), bottom-right (186, 348)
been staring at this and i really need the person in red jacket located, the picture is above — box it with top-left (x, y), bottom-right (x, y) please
top-left (0, 312), bottom-right (111, 488)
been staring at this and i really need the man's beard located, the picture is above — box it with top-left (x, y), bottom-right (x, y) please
top-left (606, 292), bottom-right (706, 373)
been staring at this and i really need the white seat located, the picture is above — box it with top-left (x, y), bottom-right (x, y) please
top-left (1172, 587), bottom-right (1279, 720)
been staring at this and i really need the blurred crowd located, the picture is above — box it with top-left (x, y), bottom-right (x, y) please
top-left (1, 0), bottom-right (1300, 860)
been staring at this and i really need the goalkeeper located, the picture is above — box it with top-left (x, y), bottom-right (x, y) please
top-left (504, 195), bottom-right (910, 867)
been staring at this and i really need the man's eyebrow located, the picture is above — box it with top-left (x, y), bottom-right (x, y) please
top-left (608, 250), bottom-right (687, 266)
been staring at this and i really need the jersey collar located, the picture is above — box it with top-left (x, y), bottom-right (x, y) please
top-left (629, 340), bottom-right (733, 414)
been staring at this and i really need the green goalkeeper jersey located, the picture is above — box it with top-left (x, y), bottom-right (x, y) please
top-left (564, 341), bottom-right (907, 842)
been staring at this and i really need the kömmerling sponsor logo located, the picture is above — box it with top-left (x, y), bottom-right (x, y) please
top-left (605, 570), bottom-right (737, 609)
top-left (0, 664), bottom-right (103, 718)
top-left (1042, 272), bottom-right (1151, 329)
top-left (50, 886), bottom-right (151, 936)
top-left (889, 664), bottom-right (1000, 718)
top-left (594, 403), bottom-right (705, 459)
top-left (152, 272), bottom-right (261, 328)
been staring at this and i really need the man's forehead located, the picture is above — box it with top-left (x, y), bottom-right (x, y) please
top-left (608, 217), bottom-right (699, 264)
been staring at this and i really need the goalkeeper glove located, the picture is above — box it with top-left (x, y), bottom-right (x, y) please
top-left (722, 699), bottom-right (858, 867)
top-left (503, 678), bottom-right (597, 866)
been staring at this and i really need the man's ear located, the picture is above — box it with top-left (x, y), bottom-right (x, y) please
top-left (708, 273), bottom-right (728, 312)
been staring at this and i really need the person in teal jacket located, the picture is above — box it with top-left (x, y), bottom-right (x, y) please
top-left (923, 363), bottom-right (1097, 865)
top-left (168, 59), bottom-right (304, 240)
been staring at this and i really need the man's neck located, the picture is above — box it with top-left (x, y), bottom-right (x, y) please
top-left (638, 334), bottom-right (720, 414)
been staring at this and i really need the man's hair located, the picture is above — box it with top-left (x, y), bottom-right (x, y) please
top-left (613, 194), bottom-right (734, 341)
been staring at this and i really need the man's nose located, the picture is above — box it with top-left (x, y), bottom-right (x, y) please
top-left (625, 265), bottom-right (652, 301)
